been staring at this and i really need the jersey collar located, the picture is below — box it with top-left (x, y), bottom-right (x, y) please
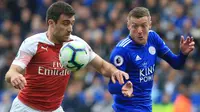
top-left (128, 35), bottom-right (146, 47)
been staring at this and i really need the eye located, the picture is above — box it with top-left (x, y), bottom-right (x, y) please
top-left (143, 24), bottom-right (148, 27)
top-left (63, 21), bottom-right (70, 26)
top-left (132, 24), bottom-right (138, 29)
top-left (63, 20), bottom-right (75, 26)
top-left (71, 21), bottom-right (75, 25)
top-left (141, 25), bottom-right (146, 28)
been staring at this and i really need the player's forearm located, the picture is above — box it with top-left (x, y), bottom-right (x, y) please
top-left (5, 65), bottom-right (24, 83)
top-left (162, 50), bottom-right (188, 69)
top-left (90, 55), bottom-right (119, 77)
top-left (5, 70), bottom-right (15, 83)
top-left (100, 60), bottom-right (119, 77)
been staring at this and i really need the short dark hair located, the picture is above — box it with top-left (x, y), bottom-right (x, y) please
top-left (46, 1), bottom-right (75, 24)
top-left (128, 7), bottom-right (150, 19)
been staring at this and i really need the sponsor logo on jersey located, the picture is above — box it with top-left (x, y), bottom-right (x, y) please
top-left (139, 64), bottom-right (155, 83)
top-left (142, 62), bottom-right (147, 68)
top-left (135, 55), bottom-right (142, 61)
top-left (41, 46), bottom-right (48, 51)
top-left (38, 61), bottom-right (70, 76)
top-left (149, 46), bottom-right (156, 55)
top-left (114, 55), bottom-right (124, 66)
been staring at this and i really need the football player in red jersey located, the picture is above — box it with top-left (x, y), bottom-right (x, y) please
top-left (5, 1), bottom-right (129, 112)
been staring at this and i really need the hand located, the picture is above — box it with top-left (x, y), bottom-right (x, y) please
top-left (111, 70), bottom-right (129, 84)
top-left (10, 74), bottom-right (27, 90)
top-left (122, 81), bottom-right (133, 97)
top-left (180, 36), bottom-right (195, 55)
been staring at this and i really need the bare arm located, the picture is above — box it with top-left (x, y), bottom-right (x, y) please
top-left (89, 55), bottom-right (116, 77)
top-left (88, 55), bottom-right (129, 84)
top-left (5, 65), bottom-right (27, 90)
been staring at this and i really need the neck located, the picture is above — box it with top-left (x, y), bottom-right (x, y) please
top-left (46, 29), bottom-right (60, 44)
top-left (46, 30), bottom-right (51, 40)
top-left (129, 35), bottom-right (146, 46)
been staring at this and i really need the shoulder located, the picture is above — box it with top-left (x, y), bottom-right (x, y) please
top-left (68, 34), bottom-right (91, 48)
top-left (116, 37), bottom-right (132, 48)
top-left (110, 44), bottom-right (130, 66)
top-left (112, 42), bottom-right (130, 56)
top-left (148, 30), bottom-right (160, 38)
top-left (69, 34), bottom-right (85, 42)
top-left (23, 32), bottom-right (49, 45)
top-left (111, 37), bottom-right (132, 55)
top-left (148, 30), bottom-right (163, 42)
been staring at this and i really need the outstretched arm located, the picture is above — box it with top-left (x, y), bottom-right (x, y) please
top-left (161, 50), bottom-right (187, 69)
top-left (161, 36), bottom-right (195, 69)
top-left (88, 55), bottom-right (129, 84)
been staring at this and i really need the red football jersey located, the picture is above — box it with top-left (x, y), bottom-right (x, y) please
top-left (12, 32), bottom-right (96, 111)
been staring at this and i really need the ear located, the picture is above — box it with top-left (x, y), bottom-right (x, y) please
top-left (127, 20), bottom-right (131, 30)
top-left (47, 19), bottom-right (55, 26)
top-left (148, 17), bottom-right (152, 29)
top-left (149, 20), bottom-right (152, 29)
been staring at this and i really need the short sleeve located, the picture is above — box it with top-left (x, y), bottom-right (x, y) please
top-left (83, 41), bottom-right (97, 62)
top-left (71, 35), bottom-right (97, 62)
top-left (12, 38), bottom-right (38, 69)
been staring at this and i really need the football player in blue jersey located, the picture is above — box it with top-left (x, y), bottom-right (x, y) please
top-left (108, 7), bottom-right (195, 112)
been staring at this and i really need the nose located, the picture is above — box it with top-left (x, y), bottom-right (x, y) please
top-left (137, 26), bottom-right (143, 34)
top-left (67, 24), bottom-right (73, 33)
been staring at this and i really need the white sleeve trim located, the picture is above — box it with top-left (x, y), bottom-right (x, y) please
top-left (89, 52), bottom-right (97, 62)
top-left (12, 60), bottom-right (26, 69)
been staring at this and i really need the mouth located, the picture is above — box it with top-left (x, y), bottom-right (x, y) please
top-left (65, 34), bottom-right (70, 37)
top-left (138, 36), bottom-right (144, 40)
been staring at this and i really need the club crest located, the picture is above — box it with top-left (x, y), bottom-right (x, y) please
top-left (149, 46), bottom-right (156, 55)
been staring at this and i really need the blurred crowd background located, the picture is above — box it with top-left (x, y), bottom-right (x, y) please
top-left (0, 0), bottom-right (200, 112)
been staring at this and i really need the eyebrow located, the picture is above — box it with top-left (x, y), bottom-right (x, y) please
top-left (131, 22), bottom-right (148, 25)
top-left (63, 20), bottom-right (70, 22)
top-left (61, 20), bottom-right (74, 25)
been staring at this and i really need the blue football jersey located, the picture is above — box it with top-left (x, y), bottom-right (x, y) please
top-left (109, 30), bottom-right (170, 112)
